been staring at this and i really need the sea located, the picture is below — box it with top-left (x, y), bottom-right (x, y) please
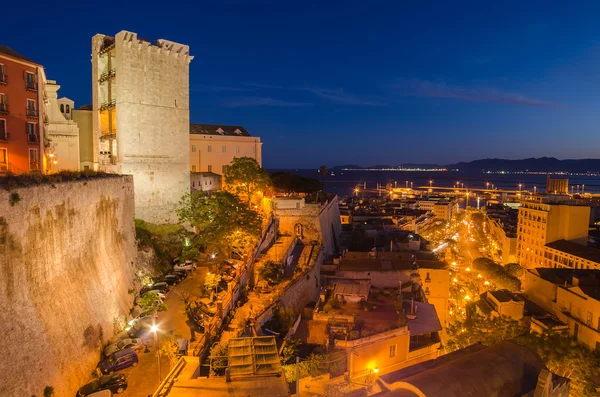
top-left (268, 169), bottom-right (600, 198)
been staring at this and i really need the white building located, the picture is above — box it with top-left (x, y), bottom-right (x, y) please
top-left (44, 80), bottom-right (80, 172)
top-left (189, 124), bottom-right (262, 174)
top-left (92, 31), bottom-right (193, 223)
top-left (190, 172), bottom-right (221, 192)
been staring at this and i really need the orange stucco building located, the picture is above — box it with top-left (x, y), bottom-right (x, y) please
top-left (0, 45), bottom-right (46, 174)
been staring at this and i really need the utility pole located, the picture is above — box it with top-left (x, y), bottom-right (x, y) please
top-left (296, 356), bottom-right (300, 397)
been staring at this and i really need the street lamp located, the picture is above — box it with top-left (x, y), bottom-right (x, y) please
top-left (429, 180), bottom-right (433, 187)
top-left (151, 324), bottom-right (161, 384)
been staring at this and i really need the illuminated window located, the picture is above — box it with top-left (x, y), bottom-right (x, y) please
top-left (389, 344), bottom-right (397, 358)
top-left (29, 148), bottom-right (38, 170)
top-left (208, 165), bottom-right (212, 172)
top-left (0, 148), bottom-right (7, 165)
top-left (207, 145), bottom-right (212, 153)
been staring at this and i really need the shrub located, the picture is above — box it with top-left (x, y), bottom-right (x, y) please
top-left (8, 192), bottom-right (20, 206)
top-left (259, 260), bottom-right (281, 285)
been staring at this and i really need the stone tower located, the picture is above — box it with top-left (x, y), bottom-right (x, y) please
top-left (91, 31), bottom-right (193, 223)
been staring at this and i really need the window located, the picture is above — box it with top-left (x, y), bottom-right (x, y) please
top-left (0, 119), bottom-right (5, 139)
top-left (27, 99), bottom-right (36, 117)
top-left (60, 104), bottom-right (64, 113)
top-left (192, 145), bottom-right (196, 153)
top-left (0, 148), bottom-right (7, 164)
top-left (222, 165), bottom-right (226, 173)
top-left (66, 104), bottom-right (70, 113)
top-left (236, 146), bottom-right (240, 153)
top-left (252, 146), bottom-right (255, 154)
top-left (588, 312), bottom-right (593, 326)
top-left (27, 122), bottom-right (36, 136)
top-left (0, 93), bottom-right (7, 112)
top-left (222, 146), bottom-right (226, 153)
top-left (84, 165), bottom-right (90, 170)
top-left (191, 165), bottom-right (196, 172)
top-left (25, 71), bottom-right (37, 90)
top-left (0, 64), bottom-right (5, 83)
top-left (389, 344), bottom-right (397, 358)
top-left (29, 148), bottom-right (38, 170)
top-left (207, 165), bottom-right (212, 172)
top-left (207, 145), bottom-right (212, 153)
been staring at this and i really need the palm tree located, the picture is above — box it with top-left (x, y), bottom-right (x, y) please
top-left (319, 165), bottom-right (328, 192)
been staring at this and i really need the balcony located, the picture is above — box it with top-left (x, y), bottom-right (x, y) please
top-left (0, 73), bottom-right (6, 85)
top-left (98, 69), bottom-right (116, 83)
top-left (0, 131), bottom-right (9, 142)
top-left (0, 103), bottom-right (8, 114)
top-left (26, 107), bottom-right (38, 118)
top-left (25, 81), bottom-right (38, 92)
top-left (27, 134), bottom-right (39, 144)
top-left (29, 161), bottom-right (40, 171)
top-left (99, 100), bottom-right (116, 111)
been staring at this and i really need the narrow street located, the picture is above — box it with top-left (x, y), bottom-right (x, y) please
top-left (116, 265), bottom-right (208, 397)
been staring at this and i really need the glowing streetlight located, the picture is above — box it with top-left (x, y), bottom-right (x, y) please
top-left (373, 367), bottom-right (379, 374)
top-left (464, 295), bottom-right (471, 301)
top-left (453, 278), bottom-right (458, 283)
top-left (477, 274), bottom-right (482, 279)
top-left (484, 281), bottom-right (490, 286)
top-left (429, 180), bottom-right (433, 187)
top-left (465, 267), bottom-right (471, 272)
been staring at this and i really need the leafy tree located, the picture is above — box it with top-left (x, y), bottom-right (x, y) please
top-left (259, 260), bottom-right (281, 285)
top-left (281, 338), bottom-right (302, 364)
top-left (223, 157), bottom-right (272, 204)
top-left (473, 257), bottom-right (521, 291)
top-left (204, 272), bottom-right (222, 293)
top-left (270, 172), bottom-right (321, 194)
top-left (177, 190), bottom-right (262, 258)
top-left (159, 336), bottom-right (180, 367)
top-left (43, 386), bottom-right (54, 397)
top-left (210, 341), bottom-right (230, 376)
top-left (264, 306), bottom-right (296, 335)
top-left (504, 262), bottom-right (525, 279)
top-left (138, 292), bottom-right (167, 315)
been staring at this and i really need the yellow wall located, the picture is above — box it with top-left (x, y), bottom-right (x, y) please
top-left (189, 134), bottom-right (262, 174)
top-left (555, 286), bottom-right (600, 350)
top-left (72, 109), bottom-right (94, 169)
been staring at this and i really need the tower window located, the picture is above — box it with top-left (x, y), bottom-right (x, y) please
top-left (60, 104), bottom-right (64, 113)
top-left (66, 104), bottom-right (70, 113)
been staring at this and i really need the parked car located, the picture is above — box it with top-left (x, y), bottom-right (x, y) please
top-left (99, 348), bottom-right (139, 374)
top-left (140, 282), bottom-right (169, 295)
top-left (127, 319), bottom-right (154, 338)
top-left (155, 274), bottom-right (180, 285)
top-left (77, 374), bottom-right (127, 396)
top-left (172, 270), bottom-right (188, 280)
top-left (199, 298), bottom-right (217, 315)
top-left (104, 338), bottom-right (144, 357)
top-left (173, 262), bottom-right (195, 272)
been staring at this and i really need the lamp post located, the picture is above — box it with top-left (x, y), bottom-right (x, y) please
top-left (151, 324), bottom-right (161, 384)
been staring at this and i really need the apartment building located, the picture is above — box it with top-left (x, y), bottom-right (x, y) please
top-left (433, 200), bottom-right (457, 221)
top-left (524, 268), bottom-right (600, 351)
top-left (92, 31), bottom-right (193, 223)
top-left (544, 239), bottom-right (600, 270)
top-left (486, 204), bottom-right (518, 264)
top-left (189, 124), bottom-right (262, 174)
top-left (517, 200), bottom-right (589, 269)
top-left (0, 45), bottom-right (46, 174)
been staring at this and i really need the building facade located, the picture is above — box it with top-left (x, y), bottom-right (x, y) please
top-left (544, 239), bottom-right (600, 270)
top-left (546, 175), bottom-right (569, 195)
top-left (517, 201), bottom-right (590, 269)
top-left (0, 46), bottom-right (46, 174)
top-left (189, 124), bottom-right (262, 174)
top-left (190, 172), bottom-right (221, 192)
top-left (92, 31), bottom-right (193, 223)
top-left (72, 105), bottom-right (93, 170)
top-left (45, 80), bottom-right (80, 172)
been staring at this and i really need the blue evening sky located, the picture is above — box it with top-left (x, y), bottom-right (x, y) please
top-left (4, 1), bottom-right (600, 167)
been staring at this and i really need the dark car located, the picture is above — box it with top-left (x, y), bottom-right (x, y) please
top-left (99, 348), bottom-right (138, 374)
top-left (77, 374), bottom-right (128, 396)
top-left (140, 282), bottom-right (169, 295)
top-left (173, 270), bottom-right (188, 279)
top-left (155, 275), bottom-right (180, 285)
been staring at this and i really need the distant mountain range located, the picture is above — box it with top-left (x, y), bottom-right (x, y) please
top-left (331, 157), bottom-right (600, 173)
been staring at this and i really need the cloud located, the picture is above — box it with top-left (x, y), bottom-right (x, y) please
top-left (394, 79), bottom-right (562, 108)
top-left (221, 97), bottom-right (312, 108)
top-left (302, 87), bottom-right (386, 106)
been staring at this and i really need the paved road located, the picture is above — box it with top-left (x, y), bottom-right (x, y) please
top-left (114, 266), bottom-right (208, 397)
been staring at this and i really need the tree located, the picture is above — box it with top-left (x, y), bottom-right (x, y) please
top-left (177, 190), bottom-right (263, 258)
top-left (270, 172), bottom-right (321, 194)
top-left (319, 165), bottom-right (328, 191)
top-left (504, 263), bottom-right (525, 279)
top-left (138, 292), bottom-right (167, 315)
top-left (259, 260), bottom-right (281, 285)
top-left (223, 157), bottom-right (272, 204)
top-left (204, 272), bottom-right (222, 293)
top-left (281, 338), bottom-right (302, 364)
top-left (159, 337), bottom-right (180, 367)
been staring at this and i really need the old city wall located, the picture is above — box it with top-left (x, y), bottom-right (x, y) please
top-left (0, 176), bottom-right (137, 397)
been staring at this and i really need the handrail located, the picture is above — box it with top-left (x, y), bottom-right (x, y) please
top-left (151, 356), bottom-right (186, 397)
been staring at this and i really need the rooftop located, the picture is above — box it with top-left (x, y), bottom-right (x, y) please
top-left (530, 268), bottom-right (600, 286)
top-left (190, 124), bottom-right (252, 137)
top-left (377, 341), bottom-right (567, 397)
top-left (545, 239), bottom-right (600, 264)
top-left (0, 45), bottom-right (38, 64)
top-left (488, 289), bottom-right (518, 303)
top-left (338, 251), bottom-right (447, 272)
top-left (403, 300), bottom-right (442, 336)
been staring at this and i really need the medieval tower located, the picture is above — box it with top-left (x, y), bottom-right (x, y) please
top-left (91, 30), bottom-right (192, 223)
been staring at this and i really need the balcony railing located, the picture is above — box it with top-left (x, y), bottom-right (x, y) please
top-left (0, 73), bottom-right (6, 84)
top-left (98, 69), bottom-right (116, 83)
top-left (99, 100), bottom-right (116, 111)
top-left (26, 107), bottom-right (38, 118)
top-left (0, 131), bottom-right (9, 141)
top-left (0, 103), bottom-right (8, 113)
top-left (29, 161), bottom-right (40, 171)
top-left (27, 134), bottom-right (39, 144)
top-left (25, 81), bottom-right (38, 91)
top-left (0, 162), bottom-right (7, 172)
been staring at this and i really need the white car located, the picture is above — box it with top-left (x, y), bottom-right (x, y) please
top-left (173, 260), bottom-right (196, 272)
top-left (104, 337), bottom-right (144, 357)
